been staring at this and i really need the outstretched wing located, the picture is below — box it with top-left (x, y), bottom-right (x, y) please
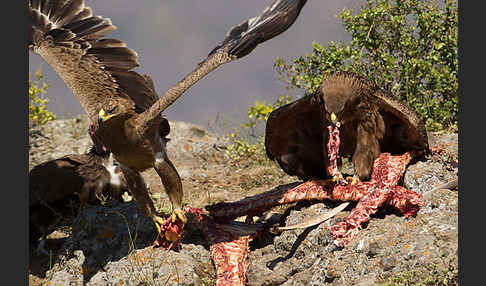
top-left (29, 0), bottom-right (157, 123)
top-left (373, 90), bottom-right (429, 156)
top-left (209, 0), bottom-right (308, 58)
top-left (265, 94), bottom-right (328, 181)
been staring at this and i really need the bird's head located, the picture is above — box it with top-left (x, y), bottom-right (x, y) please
top-left (319, 85), bottom-right (360, 126)
top-left (97, 106), bottom-right (118, 126)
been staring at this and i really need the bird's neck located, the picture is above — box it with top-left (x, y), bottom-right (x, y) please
top-left (139, 50), bottom-right (236, 127)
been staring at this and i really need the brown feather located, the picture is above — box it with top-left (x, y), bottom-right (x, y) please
top-left (108, 70), bottom-right (155, 113)
top-left (30, 0), bottom-right (41, 11)
top-left (68, 7), bottom-right (92, 24)
top-left (50, 0), bottom-right (84, 26)
top-left (92, 38), bottom-right (126, 49)
top-left (265, 94), bottom-right (327, 181)
top-left (87, 47), bottom-right (139, 70)
top-left (29, 1), bottom-right (152, 123)
top-left (29, 150), bottom-right (127, 242)
top-left (29, 0), bottom-right (304, 231)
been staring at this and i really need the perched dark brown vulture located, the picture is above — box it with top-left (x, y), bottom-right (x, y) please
top-left (29, 0), bottom-right (306, 237)
top-left (265, 71), bottom-right (429, 182)
top-left (29, 143), bottom-right (128, 245)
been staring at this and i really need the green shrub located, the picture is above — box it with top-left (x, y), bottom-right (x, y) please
top-left (29, 69), bottom-right (56, 127)
top-left (274, 0), bottom-right (457, 131)
top-left (226, 96), bottom-right (293, 162)
top-left (228, 0), bottom-right (457, 160)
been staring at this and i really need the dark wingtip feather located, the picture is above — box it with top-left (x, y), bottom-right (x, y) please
top-left (30, 1), bottom-right (114, 47)
top-left (50, 0), bottom-right (84, 26)
top-left (30, 0), bottom-right (41, 11)
top-left (30, 0), bottom-right (157, 115)
top-left (210, 0), bottom-right (307, 58)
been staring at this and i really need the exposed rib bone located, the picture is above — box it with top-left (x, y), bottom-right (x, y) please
top-left (277, 202), bottom-right (350, 231)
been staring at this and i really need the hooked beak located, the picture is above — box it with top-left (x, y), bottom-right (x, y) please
top-left (98, 108), bottom-right (115, 125)
top-left (330, 112), bottom-right (338, 125)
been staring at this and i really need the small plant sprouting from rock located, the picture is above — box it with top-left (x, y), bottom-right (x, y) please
top-left (29, 68), bottom-right (56, 128)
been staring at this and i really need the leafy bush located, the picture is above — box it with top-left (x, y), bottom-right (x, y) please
top-left (226, 96), bottom-right (293, 161)
top-left (227, 0), bottom-right (457, 160)
top-left (274, 0), bottom-right (457, 131)
top-left (29, 69), bottom-right (56, 127)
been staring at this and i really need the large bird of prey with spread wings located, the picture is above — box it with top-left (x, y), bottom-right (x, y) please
top-left (29, 0), bottom-right (308, 240)
top-left (265, 72), bottom-right (429, 182)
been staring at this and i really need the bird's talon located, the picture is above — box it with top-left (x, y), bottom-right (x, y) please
top-left (332, 173), bottom-right (346, 185)
top-left (173, 209), bottom-right (187, 224)
top-left (347, 176), bottom-right (360, 185)
top-left (153, 215), bottom-right (165, 236)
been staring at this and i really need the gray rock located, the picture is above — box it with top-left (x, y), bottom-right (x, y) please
top-left (31, 120), bottom-right (458, 285)
top-left (45, 201), bottom-right (213, 286)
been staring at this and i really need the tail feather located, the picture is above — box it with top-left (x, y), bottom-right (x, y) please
top-left (29, 8), bottom-right (50, 34)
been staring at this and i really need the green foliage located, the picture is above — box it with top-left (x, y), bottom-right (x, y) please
top-left (225, 133), bottom-right (266, 162)
top-left (29, 69), bottom-right (56, 127)
top-left (226, 96), bottom-right (293, 161)
top-left (274, 0), bottom-right (458, 131)
top-left (241, 95), bottom-right (294, 134)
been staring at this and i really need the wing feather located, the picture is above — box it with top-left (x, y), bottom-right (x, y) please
top-left (265, 94), bottom-right (328, 181)
top-left (373, 90), bottom-right (429, 155)
top-left (29, 0), bottom-right (157, 122)
top-left (209, 0), bottom-right (307, 58)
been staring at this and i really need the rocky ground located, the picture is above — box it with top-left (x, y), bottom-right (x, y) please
top-left (29, 117), bottom-right (458, 286)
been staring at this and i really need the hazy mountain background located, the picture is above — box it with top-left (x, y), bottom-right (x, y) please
top-left (29, 0), bottom-right (361, 133)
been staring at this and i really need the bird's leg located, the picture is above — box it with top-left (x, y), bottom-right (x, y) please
top-left (119, 166), bottom-right (165, 237)
top-left (154, 155), bottom-right (186, 224)
top-left (352, 123), bottom-right (381, 182)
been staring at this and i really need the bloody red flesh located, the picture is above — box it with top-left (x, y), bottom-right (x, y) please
top-left (327, 123), bottom-right (342, 179)
top-left (153, 217), bottom-right (185, 250)
top-left (187, 207), bottom-right (262, 286)
top-left (153, 123), bottom-right (425, 285)
top-left (207, 148), bottom-right (424, 247)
